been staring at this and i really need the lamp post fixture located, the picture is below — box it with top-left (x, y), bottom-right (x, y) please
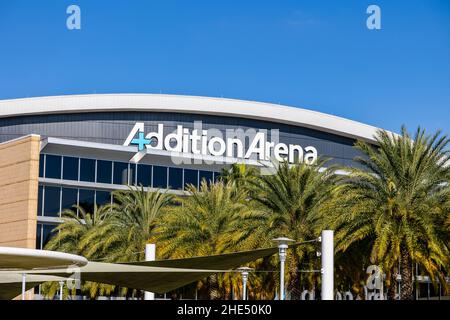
top-left (273, 237), bottom-right (294, 300)
top-left (237, 267), bottom-right (253, 300)
top-left (21, 273), bottom-right (26, 300)
top-left (59, 280), bottom-right (64, 300)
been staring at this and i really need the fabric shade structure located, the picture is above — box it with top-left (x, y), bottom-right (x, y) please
top-left (0, 246), bottom-right (88, 300)
top-left (0, 274), bottom-right (66, 300)
top-left (0, 243), bottom-right (301, 298)
top-left (30, 245), bottom-right (283, 293)
top-left (23, 262), bottom-right (227, 294)
top-left (0, 247), bottom-right (88, 270)
top-left (124, 245), bottom-right (280, 271)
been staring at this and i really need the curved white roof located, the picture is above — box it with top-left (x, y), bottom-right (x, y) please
top-left (0, 94), bottom-right (383, 143)
top-left (0, 246), bottom-right (88, 270)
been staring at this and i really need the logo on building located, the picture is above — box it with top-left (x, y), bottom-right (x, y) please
top-left (124, 122), bottom-right (318, 165)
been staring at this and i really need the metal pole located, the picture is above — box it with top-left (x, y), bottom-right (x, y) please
top-left (279, 246), bottom-right (286, 300)
top-left (242, 271), bottom-right (248, 300)
top-left (59, 281), bottom-right (64, 300)
top-left (321, 230), bottom-right (334, 300)
top-left (398, 260), bottom-right (401, 300)
top-left (237, 267), bottom-right (253, 300)
top-left (144, 243), bottom-right (156, 300)
top-left (22, 273), bottom-right (26, 300)
top-left (273, 237), bottom-right (294, 300)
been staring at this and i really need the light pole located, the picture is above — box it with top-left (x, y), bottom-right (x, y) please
top-left (21, 273), bottom-right (26, 300)
top-left (273, 237), bottom-right (294, 300)
top-left (237, 267), bottom-right (253, 300)
top-left (59, 280), bottom-right (64, 300)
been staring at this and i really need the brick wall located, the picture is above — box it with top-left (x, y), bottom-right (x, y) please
top-left (0, 135), bottom-right (40, 248)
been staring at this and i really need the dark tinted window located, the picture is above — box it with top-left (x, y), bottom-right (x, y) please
top-left (129, 163), bottom-right (136, 185)
top-left (37, 185), bottom-right (43, 216)
top-left (153, 166), bottom-right (167, 188)
top-left (61, 188), bottom-right (78, 214)
top-left (96, 190), bottom-right (111, 206)
top-left (184, 169), bottom-right (198, 190)
top-left (137, 164), bottom-right (152, 187)
top-left (199, 170), bottom-right (214, 186)
top-left (39, 154), bottom-right (44, 177)
top-left (35, 224), bottom-right (42, 249)
top-left (80, 158), bottom-right (95, 182)
top-left (43, 186), bottom-right (60, 217)
top-left (113, 162), bottom-right (128, 185)
top-left (213, 172), bottom-right (221, 183)
top-left (79, 189), bottom-right (95, 213)
top-left (45, 155), bottom-right (61, 179)
top-left (42, 224), bottom-right (56, 249)
top-left (63, 156), bottom-right (79, 181)
top-left (169, 167), bottom-right (183, 190)
top-left (97, 160), bottom-right (112, 184)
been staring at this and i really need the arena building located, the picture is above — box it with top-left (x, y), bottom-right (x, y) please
top-left (0, 94), bottom-right (383, 251)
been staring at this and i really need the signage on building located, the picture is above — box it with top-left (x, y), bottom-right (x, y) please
top-left (124, 122), bottom-right (318, 164)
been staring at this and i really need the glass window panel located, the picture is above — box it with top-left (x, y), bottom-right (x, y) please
top-left (213, 172), bottom-right (221, 183)
top-left (45, 155), bottom-right (61, 179)
top-left (169, 167), bottom-right (183, 190)
top-left (35, 223), bottom-right (42, 249)
top-left (97, 160), bottom-right (112, 184)
top-left (80, 158), bottom-right (95, 182)
top-left (96, 190), bottom-right (111, 207)
top-left (39, 154), bottom-right (44, 177)
top-left (137, 164), bottom-right (152, 187)
top-left (113, 162), bottom-right (128, 185)
top-left (37, 185), bottom-right (43, 216)
top-left (42, 224), bottom-right (56, 249)
top-left (199, 170), bottom-right (214, 186)
top-left (61, 187), bottom-right (78, 214)
top-left (153, 166), bottom-right (167, 189)
top-left (43, 186), bottom-right (61, 217)
top-left (129, 163), bottom-right (136, 185)
top-left (63, 156), bottom-right (79, 181)
top-left (184, 169), bottom-right (199, 190)
top-left (78, 189), bottom-right (95, 214)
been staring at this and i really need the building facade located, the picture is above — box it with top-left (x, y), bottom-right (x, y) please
top-left (0, 94), bottom-right (384, 251)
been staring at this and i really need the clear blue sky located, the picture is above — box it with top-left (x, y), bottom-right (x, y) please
top-left (0, 0), bottom-right (449, 134)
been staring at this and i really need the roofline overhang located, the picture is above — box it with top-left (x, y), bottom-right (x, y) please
top-left (0, 93), bottom-right (386, 143)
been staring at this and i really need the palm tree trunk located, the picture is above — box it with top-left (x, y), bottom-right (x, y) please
top-left (208, 273), bottom-right (221, 300)
top-left (400, 246), bottom-right (414, 300)
top-left (287, 252), bottom-right (300, 297)
top-left (387, 268), bottom-right (398, 300)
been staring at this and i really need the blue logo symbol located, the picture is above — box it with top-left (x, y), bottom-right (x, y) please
top-left (130, 131), bottom-right (151, 151)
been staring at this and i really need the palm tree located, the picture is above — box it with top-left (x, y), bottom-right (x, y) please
top-left (43, 204), bottom-right (113, 299)
top-left (42, 187), bottom-right (173, 299)
top-left (247, 159), bottom-right (338, 295)
top-left (45, 204), bottom-right (111, 255)
top-left (157, 180), bottom-right (265, 299)
top-left (220, 163), bottom-right (259, 189)
top-left (94, 186), bottom-right (174, 263)
top-left (330, 127), bottom-right (450, 300)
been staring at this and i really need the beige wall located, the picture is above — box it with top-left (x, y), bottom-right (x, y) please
top-left (0, 135), bottom-right (40, 249)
